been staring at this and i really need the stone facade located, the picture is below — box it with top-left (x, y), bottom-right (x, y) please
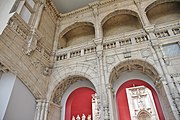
top-left (0, 0), bottom-right (180, 120)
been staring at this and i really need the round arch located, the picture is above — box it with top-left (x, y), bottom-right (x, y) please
top-left (46, 62), bottom-right (98, 101)
top-left (59, 22), bottom-right (94, 40)
top-left (50, 75), bottom-right (96, 120)
top-left (58, 22), bottom-right (95, 48)
top-left (108, 59), bottom-right (175, 119)
top-left (109, 59), bottom-right (161, 84)
top-left (116, 79), bottom-right (165, 120)
top-left (101, 10), bottom-right (143, 37)
top-left (145, 0), bottom-right (180, 13)
top-left (101, 9), bottom-right (140, 26)
top-left (145, 0), bottom-right (180, 24)
top-left (50, 75), bottom-right (96, 104)
top-left (65, 87), bottom-right (95, 120)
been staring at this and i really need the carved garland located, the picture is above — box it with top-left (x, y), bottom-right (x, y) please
top-left (110, 60), bottom-right (160, 84)
top-left (52, 76), bottom-right (88, 104)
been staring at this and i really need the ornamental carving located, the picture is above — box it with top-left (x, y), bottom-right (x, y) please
top-left (52, 76), bottom-right (88, 104)
top-left (126, 86), bottom-right (160, 120)
top-left (110, 59), bottom-right (159, 84)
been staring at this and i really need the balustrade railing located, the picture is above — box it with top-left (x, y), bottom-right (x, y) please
top-left (55, 21), bottom-right (180, 62)
top-left (70, 50), bottom-right (81, 58)
top-left (172, 27), bottom-right (180, 35)
top-left (84, 47), bottom-right (96, 54)
top-left (135, 35), bottom-right (149, 43)
top-left (155, 30), bottom-right (170, 38)
top-left (103, 42), bottom-right (116, 50)
top-left (119, 38), bottom-right (132, 46)
top-left (8, 13), bottom-right (30, 39)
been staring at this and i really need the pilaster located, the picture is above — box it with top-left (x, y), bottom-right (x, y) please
top-left (90, 3), bottom-right (103, 39)
top-left (34, 99), bottom-right (49, 120)
top-left (134, 0), bottom-right (151, 27)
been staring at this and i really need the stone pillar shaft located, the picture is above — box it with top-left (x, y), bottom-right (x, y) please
top-left (34, 100), bottom-right (49, 120)
top-left (135, 1), bottom-right (150, 26)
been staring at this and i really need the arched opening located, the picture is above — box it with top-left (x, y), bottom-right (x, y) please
top-left (58, 22), bottom-right (95, 49)
top-left (65, 87), bottom-right (95, 120)
top-left (146, 1), bottom-right (180, 24)
top-left (116, 79), bottom-right (164, 120)
top-left (50, 75), bottom-right (96, 120)
top-left (102, 10), bottom-right (142, 37)
top-left (108, 59), bottom-right (174, 119)
top-left (138, 110), bottom-right (151, 120)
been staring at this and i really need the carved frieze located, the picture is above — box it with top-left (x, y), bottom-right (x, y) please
top-left (52, 76), bottom-right (88, 104)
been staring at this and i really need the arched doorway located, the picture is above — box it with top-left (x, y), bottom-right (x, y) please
top-left (65, 87), bottom-right (95, 120)
top-left (116, 79), bottom-right (165, 120)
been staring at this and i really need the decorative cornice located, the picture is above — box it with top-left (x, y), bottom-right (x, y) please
top-left (52, 76), bottom-right (88, 104)
top-left (47, 0), bottom-right (116, 18)
top-left (45, 0), bottom-right (59, 20)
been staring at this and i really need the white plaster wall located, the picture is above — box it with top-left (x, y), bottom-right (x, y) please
top-left (0, 72), bottom-right (16, 120)
top-left (0, 71), bottom-right (2, 79)
top-left (61, 80), bottom-right (95, 120)
top-left (3, 77), bottom-right (36, 120)
top-left (113, 71), bottom-right (156, 94)
top-left (0, 0), bottom-right (16, 34)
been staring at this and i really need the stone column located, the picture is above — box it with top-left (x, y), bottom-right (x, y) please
top-left (134, 0), bottom-right (151, 26)
top-left (146, 27), bottom-right (180, 119)
top-left (155, 45), bottom-right (180, 119)
top-left (33, 0), bottom-right (46, 29)
top-left (34, 100), bottom-right (43, 120)
top-left (95, 42), bottom-right (110, 120)
top-left (34, 100), bottom-right (49, 120)
top-left (44, 101), bottom-right (49, 120)
top-left (25, 0), bottom-right (45, 55)
top-left (107, 84), bottom-right (116, 120)
top-left (50, 19), bottom-right (61, 66)
top-left (91, 4), bottom-right (103, 39)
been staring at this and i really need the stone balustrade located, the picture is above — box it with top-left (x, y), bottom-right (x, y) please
top-left (70, 50), bottom-right (81, 58)
top-left (172, 27), bottom-right (180, 35)
top-left (155, 30), bottom-right (170, 38)
top-left (154, 20), bottom-right (180, 38)
top-left (119, 38), bottom-right (132, 46)
top-left (103, 42), bottom-right (116, 50)
top-left (8, 13), bottom-right (31, 39)
top-left (135, 35), bottom-right (149, 43)
top-left (7, 13), bottom-right (51, 62)
top-left (55, 21), bottom-right (180, 62)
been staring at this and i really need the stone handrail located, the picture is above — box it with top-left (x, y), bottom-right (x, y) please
top-left (7, 13), bottom-right (51, 62)
top-left (56, 41), bottom-right (96, 61)
top-left (154, 20), bottom-right (180, 38)
top-left (8, 12), bottom-right (31, 39)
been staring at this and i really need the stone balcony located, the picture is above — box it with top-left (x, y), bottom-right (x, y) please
top-left (7, 13), bottom-right (51, 64)
top-left (6, 12), bottom-right (180, 68)
top-left (55, 20), bottom-right (180, 67)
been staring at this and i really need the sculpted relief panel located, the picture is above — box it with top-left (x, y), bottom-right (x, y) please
top-left (126, 86), bottom-right (159, 120)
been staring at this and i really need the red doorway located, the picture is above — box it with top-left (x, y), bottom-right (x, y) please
top-left (116, 79), bottom-right (165, 120)
top-left (65, 87), bottom-right (95, 120)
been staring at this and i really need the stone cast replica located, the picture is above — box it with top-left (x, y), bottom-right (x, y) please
top-left (126, 86), bottom-right (159, 120)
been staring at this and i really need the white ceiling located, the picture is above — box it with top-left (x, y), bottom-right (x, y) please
top-left (51, 0), bottom-right (98, 13)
